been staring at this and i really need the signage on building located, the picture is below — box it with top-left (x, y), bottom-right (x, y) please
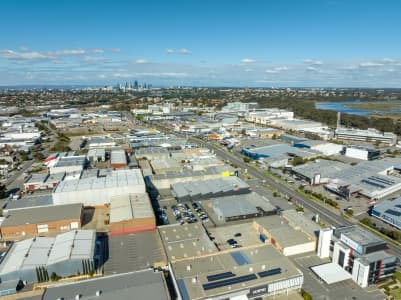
top-left (248, 285), bottom-right (268, 298)
top-left (340, 234), bottom-right (363, 254)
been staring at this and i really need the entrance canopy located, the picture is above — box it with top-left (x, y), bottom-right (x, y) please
top-left (311, 262), bottom-right (352, 284)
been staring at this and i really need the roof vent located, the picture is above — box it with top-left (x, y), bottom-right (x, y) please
top-left (191, 277), bottom-right (197, 284)
top-left (96, 290), bottom-right (102, 296)
top-left (186, 264), bottom-right (191, 271)
top-left (249, 267), bottom-right (253, 272)
top-left (75, 295), bottom-right (81, 300)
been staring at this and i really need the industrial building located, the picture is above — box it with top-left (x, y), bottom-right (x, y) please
top-left (110, 149), bottom-right (128, 169)
top-left (49, 155), bottom-right (87, 175)
top-left (3, 194), bottom-right (53, 213)
top-left (171, 177), bottom-right (251, 202)
top-left (109, 193), bottom-right (156, 235)
top-left (241, 143), bottom-right (320, 161)
top-left (158, 223), bottom-right (218, 261)
top-left (135, 147), bottom-right (170, 161)
top-left (335, 127), bottom-right (397, 145)
top-left (253, 216), bottom-right (317, 256)
top-left (207, 193), bottom-right (277, 223)
top-left (345, 146), bottom-right (380, 161)
top-left (0, 203), bottom-right (83, 240)
top-left (23, 172), bottom-right (65, 191)
top-left (105, 231), bottom-right (167, 274)
top-left (53, 169), bottom-right (146, 206)
top-left (43, 269), bottom-right (171, 300)
top-left (316, 225), bottom-right (398, 287)
top-left (150, 158), bottom-right (182, 174)
top-left (149, 165), bottom-right (237, 190)
top-left (88, 136), bottom-right (116, 149)
top-left (0, 230), bottom-right (97, 284)
top-left (291, 158), bottom-right (401, 200)
top-left (171, 245), bottom-right (304, 300)
top-left (293, 140), bottom-right (343, 156)
top-left (371, 197), bottom-right (401, 230)
top-left (86, 148), bottom-right (106, 163)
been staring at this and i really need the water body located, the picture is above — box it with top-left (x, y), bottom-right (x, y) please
top-left (316, 100), bottom-right (373, 116)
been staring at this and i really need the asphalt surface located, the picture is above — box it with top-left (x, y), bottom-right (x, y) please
top-left (187, 136), bottom-right (401, 258)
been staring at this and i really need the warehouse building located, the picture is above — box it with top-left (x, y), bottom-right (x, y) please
top-left (335, 127), bottom-right (397, 145)
top-left (105, 231), bottom-right (167, 275)
top-left (293, 140), bottom-right (343, 156)
top-left (158, 223), bottom-right (217, 261)
top-left (316, 225), bottom-right (398, 287)
top-left (23, 172), bottom-right (65, 191)
top-left (109, 193), bottom-right (156, 235)
top-left (43, 269), bottom-right (171, 300)
top-left (88, 136), bottom-right (116, 149)
top-left (0, 203), bottom-right (83, 240)
top-left (241, 143), bottom-right (320, 161)
top-left (345, 145), bottom-right (380, 161)
top-left (3, 194), bottom-right (53, 213)
top-left (208, 193), bottom-right (277, 223)
top-left (110, 149), bottom-right (128, 169)
top-left (49, 155), bottom-right (87, 175)
top-left (150, 158), bottom-right (182, 174)
top-left (86, 148), bottom-right (106, 163)
top-left (53, 169), bottom-right (146, 206)
top-left (371, 197), bottom-right (401, 229)
top-left (0, 230), bottom-right (97, 284)
top-left (253, 216), bottom-right (317, 256)
top-left (171, 177), bottom-right (251, 202)
top-left (150, 165), bottom-right (237, 190)
top-left (291, 160), bottom-right (350, 185)
top-left (171, 245), bottom-right (304, 300)
top-left (135, 147), bottom-right (170, 161)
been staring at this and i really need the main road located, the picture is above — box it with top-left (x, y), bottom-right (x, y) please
top-left (146, 121), bottom-right (401, 258)
top-left (187, 136), bottom-right (401, 258)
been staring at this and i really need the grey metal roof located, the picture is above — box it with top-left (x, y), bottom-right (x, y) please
top-left (334, 225), bottom-right (384, 248)
top-left (171, 177), bottom-right (250, 201)
top-left (1, 203), bottom-right (82, 227)
top-left (4, 194), bottom-right (53, 211)
top-left (43, 269), bottom-right (170, 300)
top-left (110, 149), bottom-right (127, 165)
top-left (47, 230), bottom-right (96, 265)
top-left (53, 155), bottom-right (86, 168)
top-left (54, 169), bottom-right (145, 193)
top-left (211, 192), bottom-right (276, 218)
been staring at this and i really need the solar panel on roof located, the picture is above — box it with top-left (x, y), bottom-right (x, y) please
top-left (385, 209), bottom-right (401, 217)
top-left (207, 272), bottom-right (235, 282)
top-left (202, 274), bottom-right (258, 291)
top-left (231, 251), bottom-right (251, 266)
top-left (258, 268), bottom-right (282, 278)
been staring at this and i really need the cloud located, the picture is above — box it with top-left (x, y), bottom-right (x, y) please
top-left (241, 58), bottom-right (256, 64)
top-left (166, 48), bottom-right (192, 55)
top-left (53, 49), bottom-right (86, 56)
top-left (135, 59), bottom-right (150, 64)
top-left (306, 66), bottom-right (318, 72)
top-left (0, 48), bottom-right (90, 61)
top-left (383, 58), bottom-right (397, 63)
top-left (91, 49), bottom-right (104, 54)
top-left (111, 48), bottom-right (121, 53)
top-left (0, 50), bottom-right (53, 60)
top-left (304, 59), bottom-right (323, 65)
top-left (266, 66), bottom-right (288, 73)
top-left (243, 69), bottom-right (253, 72)
top-left (135, 72), bottom-right (189, 78)
top-left (359, 61), bottom-right (383, 67)
top-left (83, 56), bottom-right (106, 63)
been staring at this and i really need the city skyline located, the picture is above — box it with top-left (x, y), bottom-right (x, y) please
top-left (1, 0), bottom-right (401, 87)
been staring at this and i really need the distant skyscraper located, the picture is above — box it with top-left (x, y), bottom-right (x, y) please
top-left (134, 80), bottom-right (138, 89)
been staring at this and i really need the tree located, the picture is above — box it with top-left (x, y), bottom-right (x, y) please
top-left (291, 157), bottom-right (305, 166)
top-left (51, 272), bottom-right (61, 281)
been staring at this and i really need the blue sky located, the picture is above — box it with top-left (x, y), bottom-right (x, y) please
top-left (1, 0), bottom-right (401, 87)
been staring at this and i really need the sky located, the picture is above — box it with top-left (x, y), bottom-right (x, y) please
top-left (1, 0), bottom-right (401, 87)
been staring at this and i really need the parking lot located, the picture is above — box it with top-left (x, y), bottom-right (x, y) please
top-left (157, 199), bottom-right (210, 226)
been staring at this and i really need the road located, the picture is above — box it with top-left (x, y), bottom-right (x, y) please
top-left (187, 136), bottom-right (401, 258)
